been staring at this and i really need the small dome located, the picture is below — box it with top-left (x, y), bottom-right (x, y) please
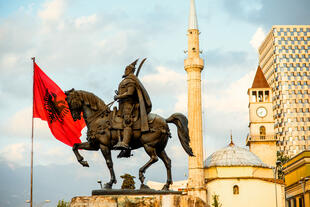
top-left (204, 144), bottom-right (269, 168)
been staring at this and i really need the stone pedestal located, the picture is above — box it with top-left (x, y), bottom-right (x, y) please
top-left (70, 194), bottom-right (207, 207)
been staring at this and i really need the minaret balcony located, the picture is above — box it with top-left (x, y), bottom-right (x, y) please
top-left (184, 58), bottom-right (204, 71)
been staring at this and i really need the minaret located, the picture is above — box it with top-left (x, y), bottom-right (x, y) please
top-left (184, 0), bottom-right (206, 202)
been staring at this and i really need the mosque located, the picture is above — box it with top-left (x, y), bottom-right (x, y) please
top-left (147, 0), bottom-right (286, 206)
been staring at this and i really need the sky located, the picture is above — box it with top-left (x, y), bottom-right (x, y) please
top-left (0, 0), bottom-right (309, 206)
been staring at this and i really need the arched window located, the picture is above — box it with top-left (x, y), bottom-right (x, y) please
top-left (258, 91), bottom-right (263, 102)
top-left (252, 91), bottom-right (257, 102)
top-left (233, 185), bottom-right (239, 195)
top-left (264, 91), bottom-right (269, 101)
top-left (260, 126), bottom-right (266, 140)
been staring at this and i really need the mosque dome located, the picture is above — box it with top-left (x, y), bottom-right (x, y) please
top-left (204, 142), bottom-right (270, 168)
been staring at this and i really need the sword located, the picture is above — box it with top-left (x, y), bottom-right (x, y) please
top-left (135, 58), bottom-right (147, 77)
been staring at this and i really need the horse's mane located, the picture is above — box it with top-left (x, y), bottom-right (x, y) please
top-left (76, 90), bottom-right (108, 111)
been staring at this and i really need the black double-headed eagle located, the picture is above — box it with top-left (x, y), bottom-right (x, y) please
top-left (43, 89), bottom-right (69, 124)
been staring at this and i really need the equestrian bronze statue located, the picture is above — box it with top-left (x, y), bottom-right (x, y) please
top-left (65, 59), bottom-right (194, 190)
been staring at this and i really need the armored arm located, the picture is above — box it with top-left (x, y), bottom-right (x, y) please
top-left (114, 85), bottom-right (135, 100)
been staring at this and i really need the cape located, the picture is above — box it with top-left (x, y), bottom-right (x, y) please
top-left (126, 73), bottom-right (152, 132)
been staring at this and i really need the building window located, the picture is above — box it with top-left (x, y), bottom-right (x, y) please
top-left (288, 199), bottom-right (291, 207)
top-left (258, 91), bottom-right (263, 102)
top-left (299, 197), bottom-right (303, 207)
top-left (233, 185), bottom-right (239, 195)
top-left (260, 126), bottom-right (266, 140)
top-left (265, 91), bottom-right (270, 101)
top-left (252, 91), bottom-right (257, 102)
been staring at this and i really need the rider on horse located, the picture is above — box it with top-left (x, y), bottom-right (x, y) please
top-left (65, 61), bottom-right (193, 189)
top-left (113, 59), bottom-right (152, 153)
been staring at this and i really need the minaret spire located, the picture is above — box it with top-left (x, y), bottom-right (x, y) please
top-left (185, 0), bottom-right (206, 203)
top-left (229, 130), bottom-right (234, 146)
top-left (189, 0), bottom-right (198, 29)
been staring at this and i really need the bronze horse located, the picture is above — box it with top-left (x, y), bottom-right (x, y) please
top-left (65, 89), bottom-right (193, 190)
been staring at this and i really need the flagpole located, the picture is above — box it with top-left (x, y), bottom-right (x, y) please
top-left (30, 57), bottom-right (35, 207)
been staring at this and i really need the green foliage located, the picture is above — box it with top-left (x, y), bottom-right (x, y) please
top-left (57, 199), bottom-right (70, 207)
top-left (211, 194), bottom-right (222, 207)
top-left (277, 151), bottom-right (289, 180)
top-left (120, 173), bottom-right (136, 189)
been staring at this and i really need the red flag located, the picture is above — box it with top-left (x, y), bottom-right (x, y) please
top-left (33, 62), bottom-right (85, 146)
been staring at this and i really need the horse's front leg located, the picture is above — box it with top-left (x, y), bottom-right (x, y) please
top-left (73, 142), bottom-right (99, 167)
top-left (100, 144), bottom-right (117, 189)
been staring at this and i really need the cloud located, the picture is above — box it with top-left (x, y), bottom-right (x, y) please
top-left (38, 0), bottom-right (66, 22)
top-left (206, 49), bottom-right (255, 74)
top-left (142, 66), bottom-right (186, 95)
top-left (174, 93), bottom-right (187, 113)
top-left (152, 108), bottom-right (164, 115)
top-left (168, 145), bottom-right (187, 167)
top-left (0, 143), bottom-right (28, 168)
top-left (0, 140), bottom-right (83, 167)
top-left (0, 53), bottom-right (18, 68)
top-left (0, 2), bottom-right (153, 121)
top-left (205, 70), bottom-right (255, 113)
top-left (141, 66), bottom-right (187, 115)
top-left (1, 107), bottom-right (52, 139)
top-left (203, 70), bottom-right (257, 153)
top-left (221, 0), bottom-right (310, 28)
top-left (75, 14), bottom-right (97, 28)
top-left (239, 0), bottom-right (263, 15)
top-left (250, 27), bottom-right (266, 50)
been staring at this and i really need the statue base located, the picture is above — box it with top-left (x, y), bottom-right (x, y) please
top-left (92, 189), bottom-right (182, 195)
top-left (70, 191), bottom-right (207, 207)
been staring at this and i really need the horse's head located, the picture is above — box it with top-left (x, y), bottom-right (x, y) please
top-left (65, 88), bottom-right (83, 121)
top-left (65, 88), bottom-right (110, 122)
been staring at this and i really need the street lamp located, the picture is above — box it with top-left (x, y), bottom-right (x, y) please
top-left (273, 160), bottom-right (281, 207)
top-left (97, 180), bottom-right (103, 189)
top-left (299, 177), bottom-right (309, 207)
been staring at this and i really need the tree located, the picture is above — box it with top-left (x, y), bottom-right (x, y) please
top-left (57, 199), bottom-right (70, 207)
top-left (211, 194), bottom-right (222, 207)
top-left (277, 151), bottom-right (289, 180)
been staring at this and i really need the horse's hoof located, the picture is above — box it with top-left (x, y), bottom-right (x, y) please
top-left (104, 183), bottom-right (112, 189)
top-left (80, 161), bottom-right (89, 167)
top-left (140, 184), bottom-right (150, 190)
top-left (161, 184), bottom-right (170, 191)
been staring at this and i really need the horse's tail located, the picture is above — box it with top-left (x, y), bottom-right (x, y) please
top-left (166, 113), bottom-right (194, 157)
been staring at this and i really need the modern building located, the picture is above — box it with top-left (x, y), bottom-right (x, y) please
top-left (246, 66), bottom-right (277, 167)
top-left (258, 25), bottom-right (310, 157)
top-left (283, 150), bottom-right (310, 207)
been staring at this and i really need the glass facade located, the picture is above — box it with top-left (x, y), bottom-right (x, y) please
top-left (258, 25), bottom-right (310, 157)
